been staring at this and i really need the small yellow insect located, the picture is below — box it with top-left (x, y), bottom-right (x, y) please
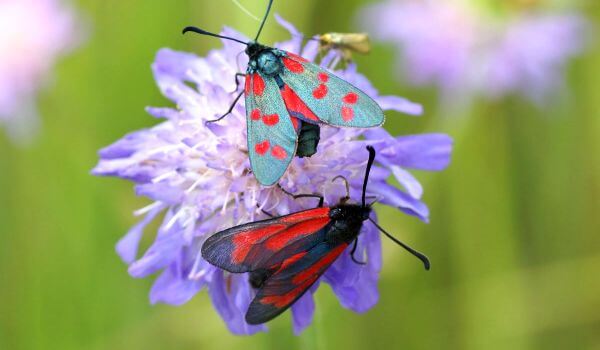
top-left (318, 32), bottom-right (371, 61)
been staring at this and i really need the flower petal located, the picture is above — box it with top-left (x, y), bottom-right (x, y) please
top-left (150, 267), bottom-right (205, 305)
top-left (208, 271), bottom-right (266, 335)
top-left (116, 203), bottom-right (164, 264)
top-left (325, 224), bottom-right (380, 313)
top-left (369, 182), bottom-right (430, 222)
top-left (390, 165), bottom-right (423, 199)
top-left (274, 14), bottom-right (303, 54)
top-left (291, 288), bottom-right (316, 335)
top-left (394, 134), bottom-right (453, 171)
top-left (128, 212), bottom-right (187, 277)
top-left (377, 95), bottom-right (423, 116)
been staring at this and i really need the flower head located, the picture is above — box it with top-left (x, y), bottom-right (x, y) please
top-left (0, 0), bottom-right (81, 142)
top-left (93, 15), bottom-right (452, 335)
top-left (361, 0), bottom-right (589, 105)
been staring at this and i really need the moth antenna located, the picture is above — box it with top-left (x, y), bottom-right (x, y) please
top-left (254, 0), bottom-right (274, 41)
top-left (332, 175), bottom-right (350, 201)
top-left (182, 26), bottom-right (248, 45)
top-left (362, 146), bottom-right (376, 208)
top-left (368, 218), bottom-right (430, 270)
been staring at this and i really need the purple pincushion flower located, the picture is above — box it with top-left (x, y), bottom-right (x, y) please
top-left (0, 0), bottom-right (81, 142)
top-left (361, 0), bottom-right (589, 105)
top-left (93, 15), bottom-right (452, 335)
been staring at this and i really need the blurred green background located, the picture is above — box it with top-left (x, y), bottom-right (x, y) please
top-left (1, 0), bottom-right (599, 349)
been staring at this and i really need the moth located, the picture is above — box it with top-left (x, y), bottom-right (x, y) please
top-left (202, 146), bottom-right (430, 325)
top-left (183, 0), bottom-right (385, 186)
top-left (319, 32), bottom-right (371, 61)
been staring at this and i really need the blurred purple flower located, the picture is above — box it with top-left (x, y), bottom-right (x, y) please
top-left (485, 14), bottom-right (588, 103)
top-left (93, 16), bottom-right (452, 335)
top-left (0, 0), bottom-right (81, 142)
top-left (361, 0), bottom-right (589, 105)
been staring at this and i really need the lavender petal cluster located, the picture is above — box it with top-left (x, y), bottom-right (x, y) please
top-left (93, 15), bottom-right (452, 335)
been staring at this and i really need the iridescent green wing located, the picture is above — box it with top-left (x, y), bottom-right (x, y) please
top-left (245, 72), bottom-right (297, 186)
top-left (278, 52), bottom-right (384, 128)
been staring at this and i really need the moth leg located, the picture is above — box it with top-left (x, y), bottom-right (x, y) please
top-left (329, 53), bottom-right (342, 70)
top-left (341, 49), bottom-right (353, 63)
top-left (350, 238), bottom-right (366, 265)
top-left (364, 195), bottom-right (380, 206)
top-left (206, 90), bottom-right (244, 124)
top-left (228, 73), bottom-right (246, 93)
top-left (277, 184), bottom-right (324, 208)
top-left (255, 203), bottom-right (274, 218)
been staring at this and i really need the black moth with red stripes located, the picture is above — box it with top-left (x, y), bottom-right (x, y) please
top-left (201, 146), bottom-right (430, 325)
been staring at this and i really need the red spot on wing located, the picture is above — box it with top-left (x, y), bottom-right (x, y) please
top-left (343, 92), bottom-right (359, 104)
top-left (285, 52), bottom-right (308, 63)
top-left (271, 145), bottom-right (288, 160)
top-left (312, 84), bottom-right (328, 99)
top-left (253, 74), bottom-right (265, 96)
top-left (279, 208), bottom-right (330, 224)
top-left (318, 72), bottom-right (329, 83)
top-left (260, 275), bottom-right (318, 308)
top-left (245, 75), bottom-right (251, 95)
top-left (341, 106), bottom-right (354, 122)
top-left (262, 113), bottom-right (279, 126)
top-left (282, 57), bottom-right (304, 74)
top-left (251, 108), bottom-right (261, 121)
top-left (254, 140), bottom-right (270, 155)
top-left (264, 217), bottom-right (330, 251)
top-left (231, 224), bottom-right (287, 264)
top-left (281, 85), bottom-right (319, 122)
top-left (291, 244), bottom-right (348, 285)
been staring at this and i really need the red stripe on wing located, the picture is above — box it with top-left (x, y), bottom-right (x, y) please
top-left (231, 224), bottom-right (287, 264)
top-left (279, 207), bottom-right (330, 223)
top-left (257, 243), bottom-right (347, 309)
top-left (260, 275), bottom-right (319, 308)
top-left (264, 216), bottom-right (330, 251)
top-left (277, 251), bottom-right (308, 272)
top-left (228, 208), bottom-right (330, 265)
top-left (281, 85), bottom-right (320, 122)
top-left (291, 116), bottom-right (300, 132)
top-left (292, 244), bottom-right (347, 285)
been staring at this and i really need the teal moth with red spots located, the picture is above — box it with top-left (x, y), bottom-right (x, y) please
top-left (201, 146), bottom-right (429, 325)
top-left (183, 0), bottom-right (384, 186)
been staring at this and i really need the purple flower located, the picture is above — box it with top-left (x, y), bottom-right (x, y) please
top-left (361, 0), bottom-right (589, 105)
top-left (0, 0), bottom-right (81, 142)
top-left (484, 13), bottom-right (588, 103)
top-left (93, 15), bottom-right (452, 335)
